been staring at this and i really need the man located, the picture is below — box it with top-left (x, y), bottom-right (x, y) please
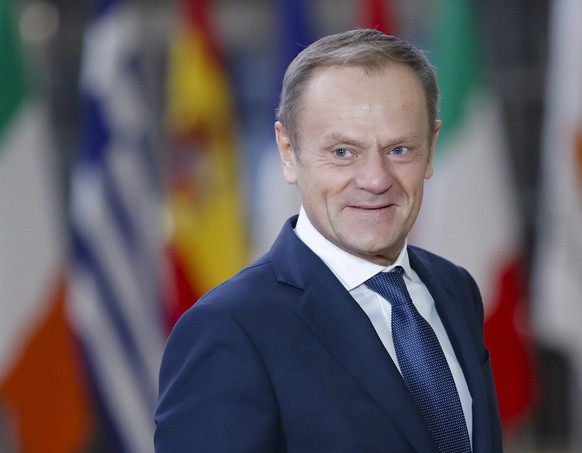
top-left (155, 29), bottom-right (503, 452)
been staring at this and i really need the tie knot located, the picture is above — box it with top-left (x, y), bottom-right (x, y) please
top-left (365, 266), bottom-right (411, 306)
top-left (390, 266), bottom-right (405, 276)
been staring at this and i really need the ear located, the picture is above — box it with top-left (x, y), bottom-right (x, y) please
top-left (425, 120), bottom-right (442, 180)
top-left (275, 121), bottom-right (298, 184)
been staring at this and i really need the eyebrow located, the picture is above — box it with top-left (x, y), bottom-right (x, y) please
top-left (322, 131), bottom-right (422, 148)
top-left (322, 132), bottom-right (366, 147)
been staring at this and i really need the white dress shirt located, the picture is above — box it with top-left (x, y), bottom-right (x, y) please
top-left (294, 207), bottom-right (473, 443)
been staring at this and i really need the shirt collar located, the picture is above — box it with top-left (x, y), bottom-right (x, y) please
top-left (294, 206), bottom-right (413, 291)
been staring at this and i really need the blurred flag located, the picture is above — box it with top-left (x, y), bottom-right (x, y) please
top-left (251, 0), bottom-right (311, 258)
top-left (68, 0), bottom-right (165, 451)
top-left (359, 0), bottom-right (395, 34)
top-left (273, 0), bottom-right (311, 86)
top-left (0, 1), bottom-right (92, 451)
top-left (532, 0), bottom-right (582, 440)
top-left (410, 0), bottom-right (534, 430)
top-left (165, 0), bottom-right (247, 324)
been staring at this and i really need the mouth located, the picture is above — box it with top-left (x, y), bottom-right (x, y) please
top-left (350, 203), bottom-right (394, 211)
top-left (345, 204), bottom-right (397, 218)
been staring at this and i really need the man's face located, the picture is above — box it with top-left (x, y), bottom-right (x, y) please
top-left (276, 64), bottom-right (440, 265)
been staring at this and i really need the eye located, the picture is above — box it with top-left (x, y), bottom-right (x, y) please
top-left (333, 148), bottom-right (353, 158)
top-left (390, 146), bottom-right (409, 156)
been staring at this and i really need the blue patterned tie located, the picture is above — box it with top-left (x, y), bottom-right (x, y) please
top-left (366, 267), bottom-right (471, 453)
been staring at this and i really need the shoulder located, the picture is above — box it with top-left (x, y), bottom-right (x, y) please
top-left (155, 257), bottom-right (282, 450)
top-left (202, 254), bottom-right (276, 303)
top-left (172, 251), bottom-right (300, 340)
top-left (160, 255), bottom-right (282, 384)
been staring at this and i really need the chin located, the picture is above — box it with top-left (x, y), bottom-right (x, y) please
top-left (348, 237), bottom-right (398, 258)
top-left (352, 227), bottom-right (397, 248)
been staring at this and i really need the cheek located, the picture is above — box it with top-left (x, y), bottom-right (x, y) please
top-left (298, 175), bottom-right (326, 206)
top-left (398, 170), bottom-right (427, 203)
top-left (296, 164), bottom-right (355, 209)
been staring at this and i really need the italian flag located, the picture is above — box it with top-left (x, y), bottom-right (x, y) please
top-left (0, 0), bottom-right (92, 450)
top-left (533, 0), bottom-right (582, 439)
top-left (410, 0), bottom-right (533, 430)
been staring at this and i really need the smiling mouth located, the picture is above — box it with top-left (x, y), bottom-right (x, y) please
top-left (351, 204), bottom-right (394, 211)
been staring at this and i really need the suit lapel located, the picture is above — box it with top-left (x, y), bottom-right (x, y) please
top-left (295, 271), bottom-right (438, 452)
top-left (269, 218), bottom-right (437, 451)
top-left (409, 248), bottom-right (493, 453)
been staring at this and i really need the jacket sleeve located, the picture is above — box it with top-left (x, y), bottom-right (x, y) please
top-left (154, 302), bottom-right (280, 452)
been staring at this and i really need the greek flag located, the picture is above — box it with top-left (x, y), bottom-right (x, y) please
top-left (68, 0), bottom-right (165, 451)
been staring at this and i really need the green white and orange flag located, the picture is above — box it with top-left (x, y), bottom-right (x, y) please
top-left (0, 0), bottom-right (92, 450)
top-left (164, 0), bottom-right (247, 326)
top-left (410, 0), bottom-right (534, 430)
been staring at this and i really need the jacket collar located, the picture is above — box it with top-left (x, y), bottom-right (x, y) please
top-left (269, 216), bottom-right (438, 451)
top-left (269, 217), bottom-right (494, 451)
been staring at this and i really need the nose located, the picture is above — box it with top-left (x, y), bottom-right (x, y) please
top-left (354, 151), bottom-right (393, 194)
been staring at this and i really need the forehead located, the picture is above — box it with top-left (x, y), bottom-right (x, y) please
top-left (305, 63), bottom-right (424, 103)
top-left (296, 64), bottom-right (429, 137)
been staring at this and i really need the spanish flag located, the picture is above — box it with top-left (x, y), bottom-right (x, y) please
top-left (165, 0), bottom-right (247, 327)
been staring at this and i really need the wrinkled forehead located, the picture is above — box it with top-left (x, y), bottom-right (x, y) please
top-left (296, 63), bottom-right (430, 130)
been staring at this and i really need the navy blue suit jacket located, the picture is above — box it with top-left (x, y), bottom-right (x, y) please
top-left (155, 216), bottom-right (503, 452)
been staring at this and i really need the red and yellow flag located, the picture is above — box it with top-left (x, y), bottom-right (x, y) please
top-left (164, 0), bottom-right (247, 327)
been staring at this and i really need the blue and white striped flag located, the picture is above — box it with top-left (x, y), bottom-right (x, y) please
top-left (68, 0), bottom-right (165, 451)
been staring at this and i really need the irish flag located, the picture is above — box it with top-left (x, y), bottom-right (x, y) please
top-left (410, 0), bottom-right (534, 430)
top-left (0, 0), bottom-right (92, 450)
